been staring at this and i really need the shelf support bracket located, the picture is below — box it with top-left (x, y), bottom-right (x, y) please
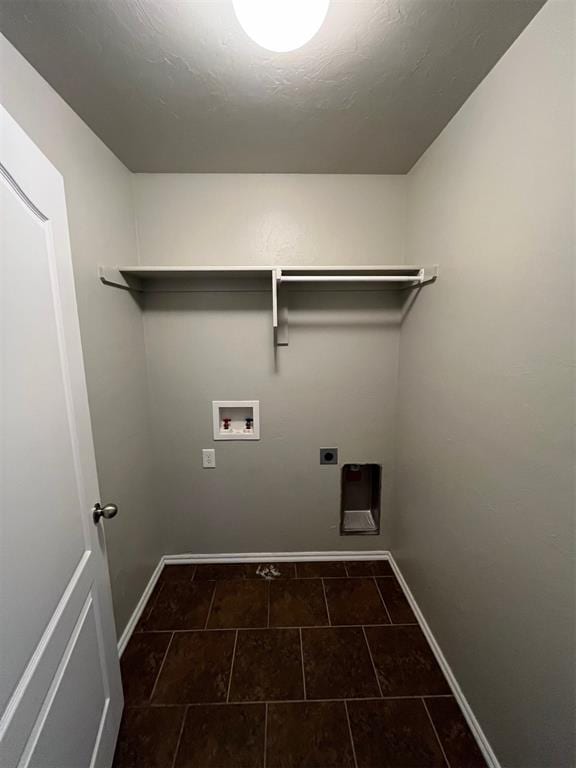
top-left (272, 268), bottom-right (289, 346)
top-left (98, 267), bottom-right (143, 292)
top-left (420, 265), bottom-right (439, 284)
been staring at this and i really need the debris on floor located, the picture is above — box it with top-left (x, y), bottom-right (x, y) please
top-left (256, 563), bottom-right (281, 580)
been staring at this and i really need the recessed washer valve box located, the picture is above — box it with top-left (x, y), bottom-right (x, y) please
top-left (212, 400), bottom-right (260, 440)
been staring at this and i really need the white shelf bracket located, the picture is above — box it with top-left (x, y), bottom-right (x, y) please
top-left (420, 265), bottom-right (439, 284)
top-left (273, 268), bottom-right (289, 346)
top-left (272, 268), bottom-right (278, 329)
top-left (98, 266), bottom-right (143, 292)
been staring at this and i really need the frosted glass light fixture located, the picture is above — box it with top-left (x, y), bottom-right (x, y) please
top-left (232, 0), bottom-right (329, 53)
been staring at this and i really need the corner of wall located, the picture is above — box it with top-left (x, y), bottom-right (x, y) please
top-left (393, 2), bottom-right (575, 764)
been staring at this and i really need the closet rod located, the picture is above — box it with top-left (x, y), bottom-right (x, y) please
top-left (277, 273), bottom-right (423, 284)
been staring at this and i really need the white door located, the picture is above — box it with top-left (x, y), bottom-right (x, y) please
top-left (0, 105), bottom-right (123, 767)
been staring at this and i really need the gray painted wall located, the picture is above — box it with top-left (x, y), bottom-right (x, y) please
top-left (133, 174), bottom-right (407, 553)
top-left (0, 35), bottom-right (162, 636)
top-left (395, 2), bottom-right (575, 766)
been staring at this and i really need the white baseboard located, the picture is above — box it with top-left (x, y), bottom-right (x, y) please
top-left (116, 558), bottom-right (165, 656)
top-left (387, 552), bottom-right (500, 768)
top-left (117, 549), bottom-right (499, 767)
top-left (163, 550), bottom-right (391, 564)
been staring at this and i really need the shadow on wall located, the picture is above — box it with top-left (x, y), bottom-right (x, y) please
top-left (138, 286), bottom-right (411, 325)
top-left (138, 286), bottom-right (417, 377)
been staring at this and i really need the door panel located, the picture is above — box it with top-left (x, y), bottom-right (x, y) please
top-left (27, 599), bottom-right (106, 768)
top-left (1, 177), bottom-right (86, 714)
top-left (0, 105), bottom-right (123, 768)
top-left (0, 554), bottom-right (95, 768)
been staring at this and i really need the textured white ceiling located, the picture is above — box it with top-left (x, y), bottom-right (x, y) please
top-left (0, 0), bottom-right (544, 173)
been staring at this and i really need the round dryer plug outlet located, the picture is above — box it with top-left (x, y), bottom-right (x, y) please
top-left (320, 448), bottom-right (338, 465)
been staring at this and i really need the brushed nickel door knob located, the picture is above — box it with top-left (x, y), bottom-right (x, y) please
top-left (92, 502), bottom-right (118, 525)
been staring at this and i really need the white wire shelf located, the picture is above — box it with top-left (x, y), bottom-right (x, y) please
top-left (99, 264), bottom-right (438, 346)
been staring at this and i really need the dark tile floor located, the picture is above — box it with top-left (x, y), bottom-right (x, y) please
top-left (114, 561), bottom-right (488, 768)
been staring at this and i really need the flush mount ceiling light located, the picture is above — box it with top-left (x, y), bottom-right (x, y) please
top-left (232, 0), bottom-right (329, 52)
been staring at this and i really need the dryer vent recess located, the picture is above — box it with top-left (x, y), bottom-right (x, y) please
top-left (340, 464), bottom-right (381, 535)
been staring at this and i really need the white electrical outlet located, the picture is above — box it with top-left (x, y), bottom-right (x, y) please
top-left (202, 448), bottom-right (216, 468)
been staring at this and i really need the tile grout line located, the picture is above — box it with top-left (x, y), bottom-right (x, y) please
top-left (320, 578), bottom-right (332, 626)
top-left (362, 626), bottom-right (384, 698)
top-left (298, 628), bottom-right (307, 700)
top-left (148, 631), bottom-right (175, 703)
top-left (263, 702), bottom-right (268, 768)
top-left (136, 622), bottom-right (418, 634)
top-left (126, 694), bottom-right (455, 708)
top-left (168, 573), bottom-right (395, 581)
top-left (226, 630), bottom-right (239, 703)
top-left (344, 700), bottom-right (359, 768)
top-left (139, 580), bottom-right (166, 629)
top-left (169, 705), bottom-right (188, 768)
top-left (203, 581), bottom-right (217, 630)
top-left (373, 576), bottom-right (394, 625)
top-left (422, 697), bottom-right (452, 768)
top-left (266, 580), bottom-right (271, 628)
